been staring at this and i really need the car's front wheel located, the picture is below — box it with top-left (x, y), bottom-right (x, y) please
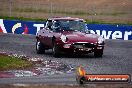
top-left (94, 50), bottom-right (103, 57)
top-left (36, 41), bottom-right (45, 54)
top-left (52, 42), bottom-right (60, 57)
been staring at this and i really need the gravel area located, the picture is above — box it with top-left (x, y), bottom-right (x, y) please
top-left (0, 33), bottom-right (132, 85)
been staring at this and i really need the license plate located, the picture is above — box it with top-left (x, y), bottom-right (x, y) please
top-left (79, 48), bottom-right (92, 51)
top-left (97, 47), bottom-right (102, 49)
top-left (85, 48), bottom-right (92, 51)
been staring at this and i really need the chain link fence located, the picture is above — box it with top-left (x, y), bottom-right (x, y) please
top-left (0, 0), bottom-right (131, 23)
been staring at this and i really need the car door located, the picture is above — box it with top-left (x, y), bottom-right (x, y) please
top-left (44, 20), bottom-right (54, 47)
top-left (43, 20), bottom-right (61, 47)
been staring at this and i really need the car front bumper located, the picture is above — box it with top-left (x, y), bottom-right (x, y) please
top-left (57, 42), bottom-right (104, 54)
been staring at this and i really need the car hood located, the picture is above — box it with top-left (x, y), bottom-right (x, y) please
top-left (61, 31), bottom-right (99, 43)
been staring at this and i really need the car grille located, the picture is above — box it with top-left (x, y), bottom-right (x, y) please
top-left (73, 43), bottom-right (95, 49)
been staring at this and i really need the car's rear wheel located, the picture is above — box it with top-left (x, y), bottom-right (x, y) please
top-left (94, 50), bottom-right (103, 57)
top-left (36, 41), bottom-right (45, 54)
top-left (52, 42), bottom-right (60, 57)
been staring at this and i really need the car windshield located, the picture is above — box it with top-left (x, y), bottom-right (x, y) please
top-left (53, 20), bottom-right (87, 32)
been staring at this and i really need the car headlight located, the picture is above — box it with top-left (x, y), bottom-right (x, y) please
top-left (98, 36), bottom-right (105, 44)
top-left (61, 35), bottom-right (67, 43)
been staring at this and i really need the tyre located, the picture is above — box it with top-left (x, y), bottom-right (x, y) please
top-left (36, 41), bottom-right (45, 54)
top-left (52, 42), bottom-right (60, 57)
top-left (94, 50), bottom-right (103, 57)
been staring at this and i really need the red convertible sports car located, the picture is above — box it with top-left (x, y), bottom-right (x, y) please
top-left (36, 17), bottom-right (105, 57)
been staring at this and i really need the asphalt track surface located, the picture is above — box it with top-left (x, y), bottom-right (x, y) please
top-left (0, 33), bottom-right (132, 84)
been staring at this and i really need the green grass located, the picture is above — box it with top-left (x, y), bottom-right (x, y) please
top-left (0, 16), bottom-right (46, 22)
top-left (0, 55), bottom-right (32, 71)
top-left (85, 19), bottom-right (132, 25)
top-left (0, 16), bottom-right (131, 25)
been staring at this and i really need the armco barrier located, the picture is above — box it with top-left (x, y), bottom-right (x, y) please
top-left (0, 19), bottom-right (132, 40)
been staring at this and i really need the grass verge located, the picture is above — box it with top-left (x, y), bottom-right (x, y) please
top-left (0, 16), bottom-right (132, 25)
top-left (0, 16), bottom-right (46, 22)
top-left (0, 55), bottom-right (32, 71)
